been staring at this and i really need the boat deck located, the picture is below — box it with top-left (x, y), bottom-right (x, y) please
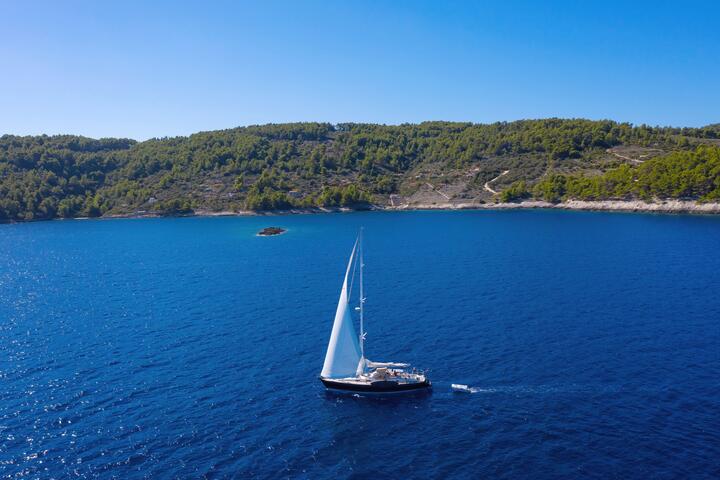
top-left (321, 369), bottom-right (430, 393)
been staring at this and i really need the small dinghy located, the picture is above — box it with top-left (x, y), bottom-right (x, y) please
top-left (319, 231), bottom-right (431, 394)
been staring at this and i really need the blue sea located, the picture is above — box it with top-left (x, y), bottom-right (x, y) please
top-left (1, 210), bottom-right (719, 479)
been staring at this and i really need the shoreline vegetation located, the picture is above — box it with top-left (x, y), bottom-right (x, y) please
top-left (2, 119), bottom-right (720, 223)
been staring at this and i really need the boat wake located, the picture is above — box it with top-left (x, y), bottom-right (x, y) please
top-left (451, 384), bottom-right (481, 393)
top-left (451, 383), bottom-right (626, 395)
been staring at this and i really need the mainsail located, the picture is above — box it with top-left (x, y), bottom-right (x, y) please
top-left (320, 239), bottom-right (363, 379)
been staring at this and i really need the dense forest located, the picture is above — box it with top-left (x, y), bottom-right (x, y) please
top-left (1, 119), bottom-right (720, 221)
top-left (503, 145), bottom-right (720, 203)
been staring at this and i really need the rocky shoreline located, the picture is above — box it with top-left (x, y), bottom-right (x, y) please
top-left (5, 200), bottom-right (720, 225)
top-left (385, 199), bottom-right (720, 214)
top-left (104, 200), bottom-right (720, 220)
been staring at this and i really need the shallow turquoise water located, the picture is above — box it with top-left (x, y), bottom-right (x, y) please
top-left (1, 210), bottom-right (719, 478)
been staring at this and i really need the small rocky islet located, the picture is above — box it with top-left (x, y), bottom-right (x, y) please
top-left (257, 227), bottom-right (286, 236)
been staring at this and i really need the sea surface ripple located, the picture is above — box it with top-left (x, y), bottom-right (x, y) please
top-left (1, 210), bottom-right (719, 479)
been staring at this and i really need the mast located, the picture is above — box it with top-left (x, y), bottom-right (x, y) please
top-left (358, 228), bottom-right (366, 374)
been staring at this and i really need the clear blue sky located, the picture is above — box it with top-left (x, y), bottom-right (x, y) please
top-left (1, 0), bottom-right (718, 140)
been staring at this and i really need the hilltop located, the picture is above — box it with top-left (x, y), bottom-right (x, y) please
top-left (1, 119), bottom-right (720, 221)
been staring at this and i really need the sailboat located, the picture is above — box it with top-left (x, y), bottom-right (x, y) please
top-left (319, 231), bottom-right (431, 394)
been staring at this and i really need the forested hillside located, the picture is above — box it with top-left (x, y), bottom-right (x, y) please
top-left (504, 146), bottom-right (720, 203)
top-left (1, 119), bottom-right (720, 221)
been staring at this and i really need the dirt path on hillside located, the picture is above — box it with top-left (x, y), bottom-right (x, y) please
top-left (483, 170), bottom-right (510, 194)
top-left (426, 182), bottom-right (450, 200)
top-left (606, 149), bottom-right (653, 164)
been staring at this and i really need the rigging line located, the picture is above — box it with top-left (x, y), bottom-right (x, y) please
top-left (347, 236), bottom-right (360, 303)
top-left (359, 228), bottom-right (365, 358)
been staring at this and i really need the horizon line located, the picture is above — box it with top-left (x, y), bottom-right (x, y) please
top-left (2, 117), bottom-right (718, 142)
